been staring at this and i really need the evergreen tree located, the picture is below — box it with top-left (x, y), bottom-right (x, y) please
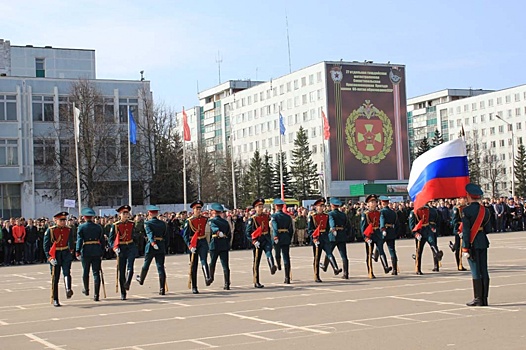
top-left (431, 128), bottom-right (444, 147)
top-left (514, 143), bottom-right (526, 196)
top-left (237, 161), bottom-right (252, 208)
top-left (247, 150), bottom-right (264, 198)
top-left (272, 152), bottom-right (293, 198)
top-left (466, 142), bottom-right (481, 185)
top-left (261, 151), bottom-right (274, 199)
top-left (415, 136), bottom-right (431, 158)
top-left (290, 126), bottom-right (318, 201)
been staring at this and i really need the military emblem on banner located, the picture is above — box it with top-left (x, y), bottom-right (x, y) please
top-left (330, 66), bottom-right (343, 83)
top-left (389, 67), bottom-right (402, 85)
top-left (346, 100), bottom-right (393, 164)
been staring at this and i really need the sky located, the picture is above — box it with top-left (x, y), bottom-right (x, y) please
top-left (3, 0), bottom-right (526, 109)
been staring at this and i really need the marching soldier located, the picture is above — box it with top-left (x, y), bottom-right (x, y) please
top-left (245, 198), bottom-right (277, 288)
top-left (450, 197), bottom-right (468, 271)
top-left (43, 212), bottom-right (75, 307)
top-left (208, 203), bottom-right (232, 290)
top-left (326, 198), bottom-right (350, 279)
top-left (183, 200), bottom-right (212, 294)
top-left (379, 196), bottom-right (399, 275)
top-left (308, 198), bottom-right (341, 282)
top-left (135, 205), bottom-right (168, 295)
top-left (361, 195), bottom-right (392, 279)
top-left (428, 204), bottom-right (442, 272)
top-left (76, 208), bottom-right (104, 302)
top-left (462, 183), bottom-right (492, 306)
top-left (271, 199), bottom-right (294, 284)
top-left (409, 203), bottom-right (444, 275)
top-left (109, 205), bottom-right (137, 300)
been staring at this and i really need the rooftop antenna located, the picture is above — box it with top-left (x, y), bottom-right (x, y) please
top-left (140, 70), bottom-right (145, 81)
top-left (216, 51), bottom-right (223, 84)
top-left (286, 13), bottom-right (292, 73)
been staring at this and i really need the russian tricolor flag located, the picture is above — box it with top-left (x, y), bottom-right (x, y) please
top-left (408, 139), bottom-right (470, 209)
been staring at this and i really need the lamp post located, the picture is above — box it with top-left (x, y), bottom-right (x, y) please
top-left (495, 114), bottom-right (515, 197)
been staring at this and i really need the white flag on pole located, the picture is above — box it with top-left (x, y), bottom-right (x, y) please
top-left (74, 107), bottom-right (81, 140)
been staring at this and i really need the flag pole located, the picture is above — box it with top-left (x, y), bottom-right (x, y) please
top-left (127, 107), bottom-right (132, 206)
top-left (73, 103), bottom-right (82, 216)
top-left (321, 109), bottom-right (328, 198)
top-left (230, 119), bottom-right (237, 209)
top-left (183, 107), bottom-right (187, 210)
top-left (279, 111), bottom-right (284, 200)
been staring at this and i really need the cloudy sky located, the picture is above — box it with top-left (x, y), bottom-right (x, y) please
top-left (3, 0), bottom-right (526, 108)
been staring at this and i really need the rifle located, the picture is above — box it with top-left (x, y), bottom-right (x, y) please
top-left (100, 264), bottom-right (107, 298)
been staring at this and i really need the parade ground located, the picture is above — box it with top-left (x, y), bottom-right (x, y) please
top-left (0, 231), bottom-right (525, 350)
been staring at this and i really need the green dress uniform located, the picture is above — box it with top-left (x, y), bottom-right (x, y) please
top-left (43, 212), bottom-right (75, 307)
top-left (208, 203), bottom-right (232, 290)
top-left (136, 206), bottom-right (168, 295)
top-left (245, 198), bottom-right (277, 288)
top-left (450, 204), bottom-right (467, 271)
top-left (379, 198), bottom-right (399, 275)
top-left (462, 183), bottom-right (492, 306)
top-left (327, 198), bottom-right (351, 279)
top-left (76, 208), bottom-right (104, 301)
top-left (409, 205), bottom-right (443, 275)
top-left (271, 199), bottom-right (294, 284)
top-left (428, 206), bottom-right (443, 272)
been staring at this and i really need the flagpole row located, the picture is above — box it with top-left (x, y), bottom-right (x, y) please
top-left (73, 103), bottom-right (82, 216)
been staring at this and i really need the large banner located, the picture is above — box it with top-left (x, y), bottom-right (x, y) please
top-left (326, 63), bottom-right (409, 181)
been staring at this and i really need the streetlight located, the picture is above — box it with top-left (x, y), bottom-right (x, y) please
top-left (495, 114), bottom-right (515, 197)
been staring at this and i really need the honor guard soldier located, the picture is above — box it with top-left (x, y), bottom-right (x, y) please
top-left (208, 203), bottom-right (232, 290)
top-left (379, 196), bottom-right (399, 275)
top-left (461, 183), bottom-right (492, 306)
top-left (183, 200), bottom-right (212, 294)
top-left (361, 195), bottom-right (392, 279)
top-left (308, 198), bottom-right (341, 282)
top-left (245, 198), bottom-right (277, 288)
top-left (449, 197), bottom-right (468, 271)
top-left (271, 199), bottom-right (294, 284)
top-left (44, 212), bottom-right (75, 307)
top-left (325, 198), bottom-right (350, 279)
top-left (428, 204), bottom-right (442, 272)
top-left (109, 205), bottom-right (138, 300)
top-left (136, 205), bottom-right (168, 295)
top-left (76, 208), bottom-right (104, 301)
top-left (409, 203), bottom-right (444, 275)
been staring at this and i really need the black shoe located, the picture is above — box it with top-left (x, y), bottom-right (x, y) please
top-left (416, 271), bottom-right (424, 275)
top-left (449, 241), bottom-right (455, 252)
top-left (159, 289), bottom-right (165, 296)
top-left (412, 254), bottom-right (416, 260)
top-left (284, 278), bottom-right (290, 284)
top-left (94, 295), bottom-right (100, 302)
top-left (192, 288), bottom-right (199, 294)
top-left (82, 289), bottom-right (89, 296)
top-left (53, 300), bottom-right (61, 307)
top-left (432, 267), bottom-right (439, 272)
top-left (270, 265), bottom-right (277, 275)
top-left (373, 249), bottom-right (379, 263)
top-left (459, 267), bottom-right (467, 271)
top-left (466, 298), bottom-right (483, 306)
top-left (136, 275), bottom-right (143, 285)
top-left (66, 290), bottom-right (74, 299)
top-left (121, 293), bottom-right (127, 300)
top-left (315, 277), bottom-right (322, 283)
top-left (254, 282), bottom-right (264, 288)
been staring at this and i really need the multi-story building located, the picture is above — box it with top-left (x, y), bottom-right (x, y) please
top-left (0, 39), bottom-right (150, 218)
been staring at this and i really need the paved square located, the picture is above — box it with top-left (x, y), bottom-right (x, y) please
top-left (0, 231), bottom-right (525, 349)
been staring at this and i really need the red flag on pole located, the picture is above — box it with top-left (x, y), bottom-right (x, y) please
top-left (251, 226), bottom-right (262, 240)
top-left (363, 223), bottom-right (373, 238)
top-left (114, 231), bottom-right (120, 250)
top-left (412, 219), bottom-right (424, 232)
top-left (312, 225), bottom-right (321, 239)
top-left (322, 110), bottom-right (330, 140)
top-left (183, 108), bottom-right (191, 141)
top-left (190, 232), bottom-right (198, 249)
top-left (48, 241), bottom-right (57, 260)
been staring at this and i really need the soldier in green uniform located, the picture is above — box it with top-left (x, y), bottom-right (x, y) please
top-left (409, 204), bottom-right (443, 275)
top-left (245, 198), bottom-right (277, 288)
top-left (135, 205), bottom-right (168, 295)
top-left (109, 205), bottom-right (137, 300)
top-left (271, 199), bottom-right (294, 284)
top-left (76, 208), bottom-right (104, 301)
top-left (428, 204), bottom-right (442, 272)
top-left (326, 198), bottom-right (351, 279)
top-left (44, 212), bottom-right (75, 307)
top-left (461, 183), bottom-right (492, 306)
top-left (208, 203), bottom-right (232, 290)
top-left (449, 197), bottom-right (468, 271)
top-left (379, 196), bottom-right (399, 275)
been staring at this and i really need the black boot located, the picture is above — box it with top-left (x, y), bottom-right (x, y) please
top-left (284, 263), bottom-right (291, 284)
top-left (482, 278), bottom-right (490, 306)
top-left (64, 276), bottom-right (74, 299)
top-left (466, 279), bottom-right (483, 306)
top-left (82, 275), bottom-right (90, 296)
top-left (202, 264), bottom-right (212, 286)
top-left (267, 257), bottom-right (277, 275)
top-left (124, 270), bottom-right (133, 290)
top-left (276, 256), bottom-right (282, 271)
top-left (191, 264), bottom-right (199, 294)
top-left (366, 243), bottom-right (376, 279)
top-left (373, 248), bottom-right (379, 262)
top-left (431, 246), bottom-right (443, 261)
top-left (341, 259), bottom-right (349, 279)
top-left (136, 268), bottom-right (147, 285)
top-left (391, 259), bottom-right (398, 275)
top-left (209, 264), bottom-right (215, 285)
top-left (320, 255), bottom-right (329, 272)
top-left (328, 256), bottom-right (342, 275)
top-left (432, 257), bottom-right (440, 272)
top-left (121, 292), bottom-right (127, 300)
top-left (380, 255), bottom-right (393, 274)
top-left (159, 275), bottom-right (166, 295)
top-left (415, 242), bottom-right (424, 275)
top-left (94, 281), bottom-right (101, 302)
top-left (52, 274), bottom-right (60, 307)
top-left (223, 270), bottom-right (230, 290)
top-left (314, 250), bottom-right (322, 283)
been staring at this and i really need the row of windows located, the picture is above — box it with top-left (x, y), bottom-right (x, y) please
top-left (450, 108), bottom-right (525, 128)
top-left (235, 143), bottom-right (324, 162)
top-left (451, 91), bottom-right (526, 115)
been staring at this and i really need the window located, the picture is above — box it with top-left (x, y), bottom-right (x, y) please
top-left (480, 101), bottom-right (485, 109)
top-left (490, 127), bottom-right (495, 135)
top-left (312, 145), bottom-right (317, 154)
top-left (0, 139), bottom-right (18, 166)
top-left (488, 99), bottom-right (493, 107)
top-left (118, 102), bottom-right (137, 123)
top-left (302, 94), bottom-right (307, 105)
top-left (472, 103), bottom-right (477, 111)
top-left (472, 116), bottom-right (477, 123)
top-left (464, 104), bottom-right (469, 112)
top-left (491, 141), bottom-right (496, 147)
top-left (515, 93), bottom-right (520, 102)
top-left (480, 114), bottom-right (485, 122)
top-left (517, 122), bottom-right (522, 130)
top-left (481, 129), bottom-right (486, 136)
top-left (32, 96), bottom-right (54, 121)
top-left (507, 109), bottom-right (512, 118)
top-left (497, 97), bottom-right (502, 105)
top-left (309, 74), bottom-right (314, 85)
top-left (0, 184), bottom-right (21, 218)
top-left (499, 140), bottom-right (505, 147)
top-left (288, 132), bottom-right (293, 143)
top-left (301, 77), bottom-right (306, 87)
top-left (311, 127), bottom-right (317, 138)
top-left (286, 82), bottom-right (291, 92)
top-left (303, 112), bottom-right (308, 122)
top-left (505, 95), bottom-right (511, 103)
top-left (279, 85), bottom-right (284, 95)
top-left (0, 95), bottom-right (17, 121)
top-left (247, 96), bottom-right (252, 105)
top-left (95, 98), bottom-right (115, 123)
top-left (316, 72), bottom-right (322, 82)
top-left (516, 108), bottom-right (521, 116)
top-left (464, 117), bottom-right (470, 126)
top-left (254, 94), bottom-right (258, 103)
top-left (449, 120), bottom-right (455, 128)
top-left (35, 58), bottom-right (45, 77)
top-left (294, 80), bottom-right (298, 90)
top-left (34, 140), bottom-right (55, 165)
top-left (498, 125), bottom-right (504, 133)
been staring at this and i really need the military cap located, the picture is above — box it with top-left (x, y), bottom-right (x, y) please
top-left (330, 197), bottom-right (342, 206)
top-left (146, 205), bottom-right (160, 212)
top-left (508, 197), bottom-right (514, 201)
top-left (465, 183), bottom-right (483, 198)
top-left (365, 194), bottom-right (378, 203)
top-left (273, 198), bottom-right (285, 205)
top-left (210, 203), bottom-right (224, 212)
top-left (53, 211), bottom-right (69, 219)
top-left (379, 195), bottom-right (390, 202)
top-left (252, 198), bottom-right (265, 207)
top-left (116, 205), bottom-right (132, 213)
top-left (313, 198), bottom-right (326, 206)
top-left (190, 200), bottom-right (204, 209)
top-left (81, 207), bottom-right (96, 217)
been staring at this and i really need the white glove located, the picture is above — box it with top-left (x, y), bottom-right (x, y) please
top-left (190, 247), bottom-right (197, 254)
top-left (254, 241), bottom-right (261, 249)
top-left (218, 231), bottom-right (225, 238)
top-left (365, 238), bottom-right (372, 244)
top-left (415, 234), bottom-right (422, 241)
top-left (382, 230), bottom-right (387, 237)
top-left (462, 252), bottom-right (470, 259)
top-left (332, 230), bottom-right (338, 237)
top-left (152, 243), bottom-right (159, 250)
top-left (49, 258), bottom-right (57, 266)
top-left (274, 237), bottom-right (279, 244)
top-left (314, 240), bottom-right (320, 246)
top-left (459, 232), bottom-right (463, 238)
top-left (114, 248), bottom-right (120, 255)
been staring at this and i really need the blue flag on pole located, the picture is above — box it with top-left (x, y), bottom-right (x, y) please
top-left (129, 109), bottom-right (137, 144)
top-left (279, 113), bottom-right (286, 135)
